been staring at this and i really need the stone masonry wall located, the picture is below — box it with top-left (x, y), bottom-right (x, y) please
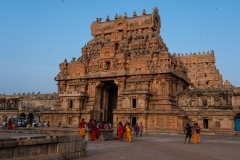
top-left (0, 132), bottom-right (87, 160)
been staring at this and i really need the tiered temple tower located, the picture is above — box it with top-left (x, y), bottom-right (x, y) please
top-left (54, 7), bottom-right (190, 133)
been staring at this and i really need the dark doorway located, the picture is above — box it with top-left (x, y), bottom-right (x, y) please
top-left (203, 119), bottom-right (208, 129)
top-left (106, 81), bottom-right (118, 123)
top-left (132, 98), bottom-right (137, 108)
top-left (131, 117), bottom-right (136, 126)
top-left (94, 80), bottom-right (118, 124)
top-left (69, 100), bottom-right (73, 109)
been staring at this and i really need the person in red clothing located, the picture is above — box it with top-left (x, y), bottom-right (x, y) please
top-left (7, 120), bottom-right (13, 130)
top-left (79, 119), bottom-right (87, 139)
top-left (117, 121), bottom-right (125, 142)
top-left (90, 120), bottom-right (97, 141)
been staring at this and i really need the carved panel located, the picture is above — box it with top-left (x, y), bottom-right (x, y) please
top-left (100, 46), bottom-right (114, 59)
top-left (129, 58), bottom-right (147, 75)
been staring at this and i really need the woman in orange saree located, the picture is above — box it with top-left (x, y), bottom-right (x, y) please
top-left (192, 123), bottom-right (198, 144)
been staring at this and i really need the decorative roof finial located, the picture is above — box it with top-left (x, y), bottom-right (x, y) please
top-left (96, 17), bottom-right (102, 22)
top-left (115, 14), bottom-right (118, 20)
top-left (124, 12), bottom-right (127, 18)
top-left (142, 9), bottom-right (146, 15)
top-left (133, 10), bottom-right (137, 17)
top-left (153, 7), bottom-right (158, 13)
top-left (106, 15), bottom-right (110, 22)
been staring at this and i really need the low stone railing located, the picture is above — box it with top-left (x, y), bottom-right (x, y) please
top-left (0, 132), bottom-right (87, 160)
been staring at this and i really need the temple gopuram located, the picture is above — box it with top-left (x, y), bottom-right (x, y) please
top-left (1, 8), bottom-right (240, 134)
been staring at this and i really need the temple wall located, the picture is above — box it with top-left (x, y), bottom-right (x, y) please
top-left (0, 133), bottom-right (87, 159)
top-left (113, 112), bottom-right (186, 134)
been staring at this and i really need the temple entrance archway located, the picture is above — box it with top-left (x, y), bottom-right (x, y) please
top-left (94, 80), bottom-right (118, 124)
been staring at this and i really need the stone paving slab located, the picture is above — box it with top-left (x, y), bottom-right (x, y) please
top-left (79, 134), bottom-right (240, 160)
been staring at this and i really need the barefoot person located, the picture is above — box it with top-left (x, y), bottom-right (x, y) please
top-left (79, 119), bottom-right (87, 139)
top-left (139, 122), bottom-right (144, 136)
top-left (184, 123), bottom-right (192, 144)
top-left (192, 123), bottom-right (198, 144)
top-left (196, 123), bottom-right (201, 143)
top-left (125, 122), bottom-right (132, 142)
top-left (90, 120), bottom-right (97, 141)
top-left (117, 121), bottom-right (124, 141)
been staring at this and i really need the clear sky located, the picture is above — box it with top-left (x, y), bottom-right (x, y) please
top-left (1, 0), bottom-right (240, 95)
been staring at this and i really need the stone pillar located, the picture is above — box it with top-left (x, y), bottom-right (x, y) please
top-left (93, 86), bottom-right (102, 120)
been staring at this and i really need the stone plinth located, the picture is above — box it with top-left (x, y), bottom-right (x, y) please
top-left (0, 131), bottom-right (87, 160)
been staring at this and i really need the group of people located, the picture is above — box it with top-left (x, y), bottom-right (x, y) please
top-left (184, 123), bottom-right (201, 144)
top-left (79, 119), bottom-right (111, 140)
top-left (79, 119), bottom-right (144, 143)
top-left (31, 121), bottom-right (50, 128)
top-left (133, 122), bottom-right (144, 137)
top-left (2, 119), bottom-right (51, 129)
top-left (2, 119), bottom-right (26, 129)
top-left (117, 121), bottom-right (144, 142)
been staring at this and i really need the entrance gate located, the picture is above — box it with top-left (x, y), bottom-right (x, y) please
top-left (94, 80), bottom-right (118, 123)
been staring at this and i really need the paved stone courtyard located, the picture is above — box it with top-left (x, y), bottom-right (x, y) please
top-left (80, 134), bottom-right (240, 160)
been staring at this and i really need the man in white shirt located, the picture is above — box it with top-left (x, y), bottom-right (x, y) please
top-left (2, 120), bottom-right (6, 129)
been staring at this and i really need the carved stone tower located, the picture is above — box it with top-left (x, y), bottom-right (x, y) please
top-left (55, 8), bottom-right (190, 133)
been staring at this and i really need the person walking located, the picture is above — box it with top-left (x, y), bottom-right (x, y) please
top-left (7, 120), bottom-right (13, 130)
top-left (139, 122), bottom-right (143, 136)
top-left (196, 123), bottom-right (201, 143)
top-left (184, 123), bottom-right (192, 144)
top-left (79, 119), bottom-right (87, 139)
top-left (2, 120), bottom-right (6, 129)
top-left (125, 122), bottom-right (132, 142)
top-left (90, 120), bottom-right (97, 141)
top-left (117, 121), bottom-right (125, 142)
top-left (192, 123), bottom-right (198, 144)
top-left (133, 123), bottom-right (139, 137)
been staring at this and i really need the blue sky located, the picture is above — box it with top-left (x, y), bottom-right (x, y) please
top-left (0, 0), bottom-right (240, 95)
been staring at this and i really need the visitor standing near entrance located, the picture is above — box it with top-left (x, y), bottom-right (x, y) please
top-left (133, 123), bottom-right (139, 137)
top-left (32, 121), bottom-right (36, 128)
top-left (7, 120), bottom-right (13, 130)
top-left (2, 120), bottom-right (6, 129)
top-left (184, 123), bottom-right (192, 144)
top-left (108, 121), bottom-right (112, 129)
top-left (12, 120), bottom-right (16, 130)
top-left (43, 121), bottom-right (47, 127)
top-left (117, 121), bottom-right (124, 142)
top-left (104, 122), bottom-right (110, 129)
top-left (79, 119), bottom-right (87, 139)
top-left (196, 123), bottom-right (201, 143)
top-left (125, 122), bottom-right (132, 142)
top-left (90, 120), bottom-right (97, 141)
top-left (139, 122), bottom-right (143, 136)
top-left (192, 123), bottom-right (198, 144)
